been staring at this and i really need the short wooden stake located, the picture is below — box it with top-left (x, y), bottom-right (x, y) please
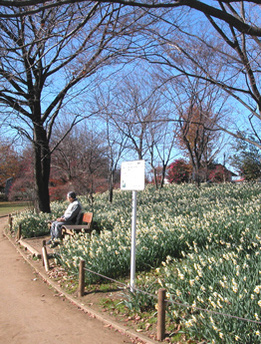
top-left (78, 260), bottom-right (85, 297)
top-left (16, 224), bottom-right (22, 240)
top-left (42, 246), bottom-right (50, 272)
top-left (157, 288), bottom-right (166, 341)
top-left (8, 215), bottom-right (12, 231)
top-left (42, 240), bottom-right (46, 266)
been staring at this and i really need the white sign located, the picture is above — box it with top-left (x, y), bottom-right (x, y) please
top-left (121, 160), bottom-right (145, 291)
top-left (120, 160), bottom-right (145, 191)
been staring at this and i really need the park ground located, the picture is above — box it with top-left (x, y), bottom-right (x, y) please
top-left (0, 215), bottom-right (158, 344)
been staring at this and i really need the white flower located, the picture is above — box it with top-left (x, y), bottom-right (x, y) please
top-left (189, 279), bottom-right (195, 286)
top-left (254, 286), bottom-right (261, 294)
top-left (176, 289), bottom-right (182, 297)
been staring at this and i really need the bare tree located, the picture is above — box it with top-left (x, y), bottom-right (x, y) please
top-left (144, 104), bottom-right (178, 188)
top-left (104, 117), bottom-right (127, 202)
top-left (1, 0), bottom-right (261, 41)
top-left (139, 2), bottom-right (261, 149)
top-left (105, 73), bottom-right (169, 163)
top-left (91, 86), bottom-right (128, 202)
top-left (51, 121), bottom-right (109, 197)
top-left (3, 1), bottom-right (259, 203)
top-left (0, 3), bottom-right (148, 212)
top-left (175, 81), bottom-right (224, 185)
top-left (2, 2), bottom-right (261, 152)
top-left (93, 72), bottom-right (179, 188)
top-left (0, 139), bottom-right (21, 187)
top-left (112, 80), bottom-right (151, 160)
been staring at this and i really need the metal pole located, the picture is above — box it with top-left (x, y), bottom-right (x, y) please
top-left (130, 190), bottom-right (137, 292)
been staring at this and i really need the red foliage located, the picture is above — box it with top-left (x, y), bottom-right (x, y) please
top-left (167, 159), bottom-right (190, 184)
top-left (49, 179), bottom-right (69, 201)
top-left (208, 164), bottom-right (229, 183)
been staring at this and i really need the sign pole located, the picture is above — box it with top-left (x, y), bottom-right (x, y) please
top-left (130, 190), bottom-right (137, 292)
top-left (120, 160), bottom-right (145, 294)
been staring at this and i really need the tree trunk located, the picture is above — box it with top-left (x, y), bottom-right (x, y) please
top-left (109, 170), bottom-right (114, 203)
top-left (192, 166), bottom-right (201, 187)
top-left (34, 124), bottom-right (51, 213)
top-left (151, 167), bottom-right (158, 189)
top-left (160, 164), bottom-right (167, 188)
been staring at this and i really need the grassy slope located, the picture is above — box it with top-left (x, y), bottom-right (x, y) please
top-left (0, 202), bottom-right (29, 216)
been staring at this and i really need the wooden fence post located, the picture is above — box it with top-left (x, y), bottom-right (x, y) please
top-left (157, 288), bottom-right (166, 341)
top-left (16, 224), bottom-right (22, 241)
top-left (8, 215), bottom-right (12, 231)
top-left (42, 240), bottom-right (46, 267)
top-left (78, 260), bottom-right (85, 297)
top-left (42, 245), bottom-right (50, 272)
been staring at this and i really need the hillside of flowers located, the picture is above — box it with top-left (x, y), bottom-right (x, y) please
top-left (57, 183), bottom-right (261, 276)
top-left (61, 183), bottom-right (261, 343)
top-left (12, 183), bottom-right (261, 343)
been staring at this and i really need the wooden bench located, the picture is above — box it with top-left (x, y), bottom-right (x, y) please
top-left (61, 212), bottom-right (93, 236)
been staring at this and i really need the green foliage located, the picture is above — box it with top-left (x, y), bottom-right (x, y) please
top-left (12, 210), bottom-right (52, 237)
top-left (11, 200), bottom-right (66, 237)
top-left (57, 183), bottom-right (261, 343)
top-left (10, 197), bottom-right (94, 237)
top-left (121, 281), bottom-right (158, 313)
top-left (160, 245), bottom-right (261, 343)
top-left (56, 184), bottom-right (261, 282)
top-left (231, 139), bottom-right (261, 180)
top-left (0, 193), bottom-right (7, 202)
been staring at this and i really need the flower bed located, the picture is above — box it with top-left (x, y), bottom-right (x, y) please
top-left (58, 183), bottom-right (261, 343)
top-left (13, 183), bottom-right (261, 343)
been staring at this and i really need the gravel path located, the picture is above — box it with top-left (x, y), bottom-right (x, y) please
top-left (0, 216), bottom-right (140, 344)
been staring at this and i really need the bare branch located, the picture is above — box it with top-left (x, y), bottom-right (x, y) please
top-left (1, 0), bottom-right (261, 37)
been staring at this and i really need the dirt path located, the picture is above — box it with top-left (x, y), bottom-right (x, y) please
top-left (0, 217), bottom-right (140, 344)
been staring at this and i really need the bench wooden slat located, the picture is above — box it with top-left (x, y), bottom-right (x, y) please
top-left (61, 212), bottom-right (93, 236)
top-left (62, 226), bottom-right (92, 236)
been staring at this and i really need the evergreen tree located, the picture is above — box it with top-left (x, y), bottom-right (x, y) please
top-left (231, 139), bottom-right (261, 181)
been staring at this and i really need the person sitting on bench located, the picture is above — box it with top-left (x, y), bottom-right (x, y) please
top-left (47, 191), bottom-right (82, 248)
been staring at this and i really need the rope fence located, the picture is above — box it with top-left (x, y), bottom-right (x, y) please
top-left (9, 218), bottom-right (261, 342)
top-left (78, 259), bottom-right (261, 341)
